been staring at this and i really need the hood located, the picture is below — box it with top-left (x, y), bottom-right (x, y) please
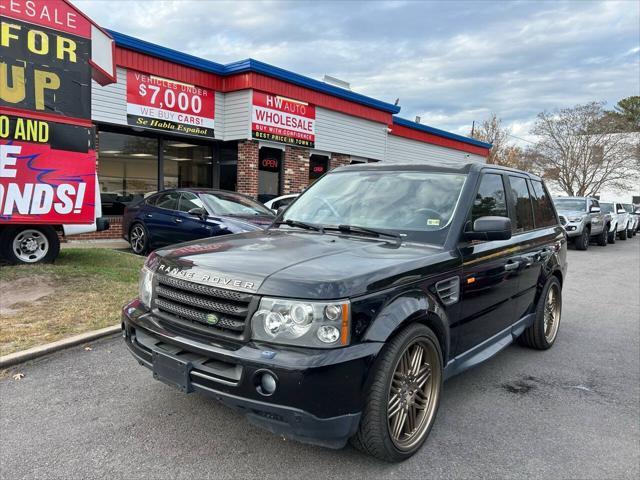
top-left (153, 230), bottom-right (459, 299)
top-left (218, 214), bottom-right (274, 232)
top-left (555, 209), bottom-right (586, 217)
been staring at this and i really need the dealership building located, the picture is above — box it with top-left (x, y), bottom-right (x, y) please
top-left (84, 29), bottom-right (490, 236)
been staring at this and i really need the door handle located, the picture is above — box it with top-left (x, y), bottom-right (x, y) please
top-left (505, 261), bottom-right (520, 271)
top-left (145, 214), bottom-right (153, 218)
top-left (174, 218), bottom-right (183, 223)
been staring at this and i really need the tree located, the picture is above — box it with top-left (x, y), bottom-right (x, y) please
top-left (530, 102), bottom-right (640, 197)
top-left (471, 113), bottom-right (533, 170)
top-left (609, 96), bottom-right (640, 131)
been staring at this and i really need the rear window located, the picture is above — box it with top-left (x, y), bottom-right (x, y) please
top-left (530, 180), bottom-right (557, 227)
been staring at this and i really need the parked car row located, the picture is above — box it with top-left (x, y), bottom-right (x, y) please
top-left (552, 196), bottom-right (639, 250)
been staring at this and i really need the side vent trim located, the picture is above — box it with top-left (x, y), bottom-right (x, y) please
top-left (435, 276), bottom-right (460, 306)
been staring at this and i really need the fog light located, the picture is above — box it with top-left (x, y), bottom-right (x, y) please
top-left (258, 371), bottom-right (277, 395)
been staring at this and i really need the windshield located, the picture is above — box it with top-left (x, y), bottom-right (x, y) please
top-left (553, 198), bottom-right (586, 211)
top-left (600, 202), bottom-right (614, 213)
top-left (281, 170), bottom-right (467, 244)
top-left (201, 193), bottom-right (273, 216)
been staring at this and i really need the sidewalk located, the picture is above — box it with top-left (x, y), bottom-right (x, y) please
top-left (62, 239), bottom-right (130, 250)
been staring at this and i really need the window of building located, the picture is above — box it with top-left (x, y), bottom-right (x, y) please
top-left (309, 154), bottom-right (329, 183)
top-left (530, 180), bottom-right (557, 227)
top-left (471, 173), bottom-right (508, 222)
top-left (219, 142), bottom-right (238, 192)
top-left (509, 176), bottom-right (535, 233)
top-left (163, 141), bottom-right (212, 189)
top-left (98, 131), bottom-right (159, 215)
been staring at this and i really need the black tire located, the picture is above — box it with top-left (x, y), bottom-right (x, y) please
top-left (519, 277), bottom-right (562, 350)
top-left (619, 226), bottom-right (627, 240)
top-left (597, 226), bottom-right (608, 246)
top-left (350, 323), bottom-right (443, 462)
top-left (129, 222), bottom-right (150, 255)
top-left (574, 228), bottom-right (589, 250)
top-left (608, 226), bottom-right (616, 244)
top-left (0, 225), bottom-right (60, 265)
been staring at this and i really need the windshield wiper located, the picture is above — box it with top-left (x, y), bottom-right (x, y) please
top-left (272, 219), bottom-right (324, 233)
top-left (325, 224), bottom-right (402, 244)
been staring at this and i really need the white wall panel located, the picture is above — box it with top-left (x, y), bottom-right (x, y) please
top-left (223, 90), bottom-right (252, 140)
top-left (314, 107), bottom-right (387, 160)
top-left (386, 134), bottom-right (486, 164)
top-left (91, 67), bottom-right (127, 126)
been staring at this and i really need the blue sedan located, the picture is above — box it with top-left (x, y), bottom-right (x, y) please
top-left (122, 189), bottom-right (275, 254)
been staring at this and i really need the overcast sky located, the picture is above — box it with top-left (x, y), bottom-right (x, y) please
top-left (76, 0), bottom-right (639, 143)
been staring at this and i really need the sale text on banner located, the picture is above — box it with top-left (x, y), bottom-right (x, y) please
top-left (126, 70), bottom-right (215, 138)
top-left (0, 14), bottom-right (92, 121)
top-left (252, 92), bottom-right (315, 147)
top-left (0, 114), bottom-right (96, 224)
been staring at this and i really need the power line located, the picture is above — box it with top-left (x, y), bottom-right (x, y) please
top-left (505, 133), bottom-right (537, 145)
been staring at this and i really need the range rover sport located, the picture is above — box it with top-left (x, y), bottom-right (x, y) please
top-left (122, 161), bottom-right (567, 462)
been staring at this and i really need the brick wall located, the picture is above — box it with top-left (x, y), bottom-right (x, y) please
top-left (237, 140), bottom-right (259, 198)
top-left (65, 216), bottom-right (123, 241)
top-left (283, 145), bottom-right (311, 194)
top-left (331, 153), bottom-right (351, 169)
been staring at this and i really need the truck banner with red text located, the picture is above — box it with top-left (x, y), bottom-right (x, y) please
top-left (0, 0), bottom-right (109, 225)
top-left (252, 92), bottom-right (315, 147)
top-left (126, 69), bottom-right (215, 138)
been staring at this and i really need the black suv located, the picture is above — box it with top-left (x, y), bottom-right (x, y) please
top-left (122, 161), bottom-right (567, 462)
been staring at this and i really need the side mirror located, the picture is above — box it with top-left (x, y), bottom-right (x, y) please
top-left (188, 207), bottom-right (207, 218)
top-left (464, 216), bottom-right (512, 241)
top-left (589, 206), bottom-right (601, 213)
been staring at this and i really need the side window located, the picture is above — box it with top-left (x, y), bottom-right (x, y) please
top-left (530, 180), bottom-right (557, 227)
top-left (471, 173), bottom-right (508, 222)
top-left (509, 176), bottom-right (535, 233)
top-left (591, 199), bottom-right (600, 209)
top-left (179, 192), bottom-right (204, 213)
top-left (145, 194), bottom-right (159, 206)
top-left (155, 191), bottom-right (180, 211)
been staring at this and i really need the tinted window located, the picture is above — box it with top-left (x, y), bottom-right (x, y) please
top-left (531, 180), bottom-right (557, 227)
top-left (471, 173), bottom-right (508, 222)
top-left (155, 191), bottom-right (180, 211)
top-left (509, 176), bottom-right (535, 232)
top-left (179, 192), bottom-right (205, 213)
top-left (201, 192), bottom-right (274, 216)
top-left (600, 202), bottom-right (614, 213)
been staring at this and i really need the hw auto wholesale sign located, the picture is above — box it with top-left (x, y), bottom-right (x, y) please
top-left (252, 91), bottom-right (315, 147)
top-left (127, 70), bottom-right (215, 138)
top-left (0, 0), bottom-right (97, 224)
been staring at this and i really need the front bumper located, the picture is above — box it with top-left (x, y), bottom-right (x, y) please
top-left (122, 300), bottom-right (383, 448)
top-left (562, 220), bottom-right (585, 237)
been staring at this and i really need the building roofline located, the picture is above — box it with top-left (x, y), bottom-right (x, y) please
top-left (106, 29), bottom-right (401, 114)
top-left (392, 116), bottom-right (492, 149)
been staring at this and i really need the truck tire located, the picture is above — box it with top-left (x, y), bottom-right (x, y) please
top-left (608, 226), bottom-right (616, 244)
top-left (619, 225), bottom-right (627, 240)
top-left (350, 323), bottom-right (442, 462)
top-left (519, 277), bottom-right (562, 350)
top-left (129, 222), bottom-right (150, 255)
top-left (0, 225), bottom-right (60, 264)
top-left (597, 226), bottom-right (608, 246)
top-left (574, 228), bottom-right (590, 250)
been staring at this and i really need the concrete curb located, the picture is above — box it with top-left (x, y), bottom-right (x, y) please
top-left (0, 325), bottom-right (121, 368)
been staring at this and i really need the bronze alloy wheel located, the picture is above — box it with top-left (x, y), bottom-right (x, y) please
top-left (387, 337), bottom-right (441, 451)
top-left (543, 283), bottom-right (561, 343)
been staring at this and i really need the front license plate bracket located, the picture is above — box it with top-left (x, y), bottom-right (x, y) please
top-left (152, 350), bottom-right (193, 393)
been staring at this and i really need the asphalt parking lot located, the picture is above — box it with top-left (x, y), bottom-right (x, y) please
top-left (1, 238), bottom-right (639, 479)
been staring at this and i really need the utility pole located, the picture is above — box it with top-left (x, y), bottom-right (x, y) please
top-left (471, 121), bottom-right (475, 137)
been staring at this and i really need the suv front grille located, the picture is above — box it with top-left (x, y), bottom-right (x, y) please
top-left (153, 274), bottom-right (256, 341)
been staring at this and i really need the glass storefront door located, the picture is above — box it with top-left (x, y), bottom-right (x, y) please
top-left (258, 147), bottom-right (282, 203)
top-left (163, 140), bottom-right (212, 189)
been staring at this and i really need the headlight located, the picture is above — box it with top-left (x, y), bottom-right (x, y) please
top-left (568, 216), bottom-right (585, 222)
top-left (138, 266), bottom-right (155, 308)
top-left (251, 298), bottom-right (350, 348)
